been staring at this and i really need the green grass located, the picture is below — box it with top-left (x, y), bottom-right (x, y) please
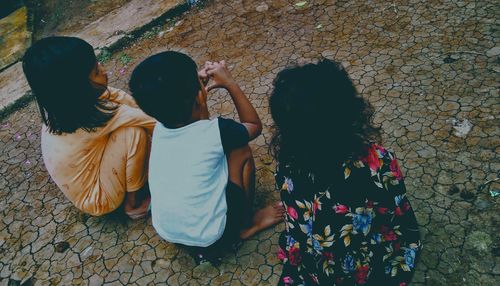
top-left (140, 26), bottom-right (162, 40)
top-left (119, 53), bottom-right (133, 65)
top-left (96, 49), bottom-right (112, 63)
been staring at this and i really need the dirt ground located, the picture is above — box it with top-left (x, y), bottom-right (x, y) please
top-left (0, 0), bottom-right (499, 285)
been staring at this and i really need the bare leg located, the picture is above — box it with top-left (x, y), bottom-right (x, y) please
top-left (124, 184), bottom-right (151, 219)
top-left (101, 126), bottom-right (151, 220)
top-left (227, 145), bottom-right (285, 240)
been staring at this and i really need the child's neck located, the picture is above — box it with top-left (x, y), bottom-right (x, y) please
top-left (171, 113), bottom-right (203, 128)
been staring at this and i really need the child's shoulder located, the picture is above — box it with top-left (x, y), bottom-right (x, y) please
top-left (102, 86), bottom-right (139, 108)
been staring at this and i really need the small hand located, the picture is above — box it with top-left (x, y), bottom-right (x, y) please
top-left (198, 66), bottom-right (209, 87)
top-left (204, 60), bottom-right (236, 91)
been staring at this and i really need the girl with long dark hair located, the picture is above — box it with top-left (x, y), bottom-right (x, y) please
top-left (23, 37), bottom-right (154, 218)
top-left (270, 59), bottom-right (421, 285)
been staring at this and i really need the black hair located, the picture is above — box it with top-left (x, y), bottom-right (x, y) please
top-left (270, 59), bottom-right (381, 177)
top-left (22, 36), bottom-right (115, 134)
top-left (129, 51), bottom-right (201, 128)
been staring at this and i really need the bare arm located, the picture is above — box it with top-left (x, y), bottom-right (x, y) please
top-left (204, 61), bottom-right (262, 140)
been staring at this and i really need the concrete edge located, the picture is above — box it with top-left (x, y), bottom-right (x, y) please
top-left (0, 0), bottom-right (205, 120)
top-left (0, 91), bottom-right (33, 121)
top-left (96, 1), bottom-right (191, 55)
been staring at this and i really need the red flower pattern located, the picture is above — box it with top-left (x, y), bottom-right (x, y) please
top-left (390, 158), bottom-right (403, 181)
top-left (355, 265), bottom-right (370, 284)
top-left (277, 247), bottom-right (287, 261)
top-left (380, 225), bottom-right (398, 241)
top-left (288, 247), bottom-right (302, 266)
top-left (334, 204), bottom-right (349, 214)
top-left (363, 144), bottom-right (382, 171)
top-left (377, 207), bottom-right (389, 214)
top-left (287, 206), bottom-right (299, 220)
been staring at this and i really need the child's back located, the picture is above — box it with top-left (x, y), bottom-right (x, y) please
top-left (149, 118), bottom-right (230, 246)
top-left (269, 59), bottom-right (421, 285)
top-left (22, 36), bottom-right (153, 218)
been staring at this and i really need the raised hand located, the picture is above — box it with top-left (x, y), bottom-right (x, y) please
top-left (204, 61), bottom-right (236, 91)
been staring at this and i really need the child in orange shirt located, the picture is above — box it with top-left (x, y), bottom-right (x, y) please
top-left (23, 36), bottom-right (154, 218)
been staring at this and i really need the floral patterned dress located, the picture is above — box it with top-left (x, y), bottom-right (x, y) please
top-left (277, 144), bottom-right (421, 286)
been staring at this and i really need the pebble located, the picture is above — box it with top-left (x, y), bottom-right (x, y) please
top-left (54, 241), bottom-right (70, 253)
top-left (448, 185), bottom-right (460, 195)
top-left (485, 46), bottom-right (500, 57)
top-left (443, 55), bottom-right (458, 63)
top-left (256, 3), bottom-right (269, 12)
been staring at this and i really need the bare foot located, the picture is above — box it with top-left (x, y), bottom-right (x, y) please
top-left (240, 202), bottom-right (285, 239)
top-left (125, 196), bottom-right (151, 220)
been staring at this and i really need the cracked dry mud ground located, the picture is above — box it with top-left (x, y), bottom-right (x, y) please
top-left (1, 0), bottom-right (499, 285)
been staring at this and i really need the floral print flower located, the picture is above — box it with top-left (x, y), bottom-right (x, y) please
top-left (380, 225), bottom-right (398, 241)
top-left (313, 195), bottom-right (322, 215)
top-left (403, 202), bottom-right (411, 211)
top-left (342, 254), bottom-right (356, 273)
top-left (351, 208), bottom-right (373, 235)
top-left (312, 237), bottom-right (323, 252)
top-left (334, 204), bottom-right (349, 214)
top-left (371, 233), bottom-right (382, 244)
top-left (377, 207), bottom-right (389, 214)
top-left (289, 246), bottom-right (302, 266)
top-left (394, 195), bottom-right (403, 206)
top-left (395, 206), bottom-right (404, 216)
top-left (283, 276), bottom-right (294, 285)
top-left (363, 144), bottom-right (382, 173)
top-left (299, 218), bottom-right (313, 236)
top-left (278, 247), bottom-right (287, 261)
top-left (404, 248), bottom-right (416, 269)
top-left (287, 235), bottom-right (296, 248)
top-left (323, 252), bottom-right (334, 261)
top-left (287, 206), bottom-right (298, 220)
top-left (390, 158), bottom-right (403, 181)
top-left (385, 265), bottom-right (392, 275)
top-left (310, 273), bottom-right (319, 284)
top-left (355, 265), bottom-right (370, 284)
top-left (282, 177), bottom-right (294, 193)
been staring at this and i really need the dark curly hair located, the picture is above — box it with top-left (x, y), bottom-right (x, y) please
top-left (270, 59), bottom-right (380, 177)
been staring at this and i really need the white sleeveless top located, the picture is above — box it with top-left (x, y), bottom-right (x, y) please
top-left (149, 119), bottom-right (228, 247)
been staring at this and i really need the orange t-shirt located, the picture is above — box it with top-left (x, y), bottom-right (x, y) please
top-left (41, 87), bottom-right (155, 215)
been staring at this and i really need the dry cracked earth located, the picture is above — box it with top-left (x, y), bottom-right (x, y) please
top-left (1, 0), bottom-right (499, 285)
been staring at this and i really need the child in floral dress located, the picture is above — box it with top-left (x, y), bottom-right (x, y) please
top-left (270, 59), bottom-right (421, 285)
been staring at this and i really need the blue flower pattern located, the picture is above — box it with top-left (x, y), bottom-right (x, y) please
top-left (352, 211), bottom-right (372, 235)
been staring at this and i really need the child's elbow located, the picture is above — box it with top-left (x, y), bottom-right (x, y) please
top-left (247, 122), bottom-right (263, 140)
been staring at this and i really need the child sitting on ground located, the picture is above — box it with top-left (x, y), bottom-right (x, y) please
top-left (270, 59), bottom-right (421, 285)
top-left (22, 36), bottom-right (153, 218)
top-left (129, 51), bottom-right (284, 263)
